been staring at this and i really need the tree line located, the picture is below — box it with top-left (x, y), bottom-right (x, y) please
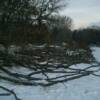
top-left (0, 0), bottom-right (72, 45)
top-left (0, 0), bottom-right (100, 47)
top-left (72, 26), bottom-right (100, 47)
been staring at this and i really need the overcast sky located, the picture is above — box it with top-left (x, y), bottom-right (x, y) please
top-left (61, 0), bottom-right (100, 29)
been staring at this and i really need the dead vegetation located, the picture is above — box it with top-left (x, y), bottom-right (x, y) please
top-left (0, 44), bottom-right (100, 100)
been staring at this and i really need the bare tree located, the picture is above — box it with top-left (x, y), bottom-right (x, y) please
top-left (49, 15), bottom-right (72, 30)
top-left (30, 0), bottom-right (67, 26)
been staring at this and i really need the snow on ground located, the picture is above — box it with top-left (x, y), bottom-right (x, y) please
top-left (0, 47), bottom-right (100, 100)
top-left (92, 47), bottom-right (100, 62)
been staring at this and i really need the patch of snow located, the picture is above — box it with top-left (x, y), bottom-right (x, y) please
top-left (92, 47), bottom-right (100, 62)
top-left (0, 44), bottom-right (6, 52)
top-left (38, 61), bottom-right (48, 65)
top-left (8, 45), bottom-right (21, 55)
top-left (33, 44), bottom-right (47, 49)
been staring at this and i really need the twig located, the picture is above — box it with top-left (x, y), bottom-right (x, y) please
top-left (0, 67), bottom-right (42, 81)
top-left (0, 86), bottom-right (21, 100)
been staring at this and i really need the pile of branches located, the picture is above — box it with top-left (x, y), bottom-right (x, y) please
top-left (0, 45), bottom-right (100, 100)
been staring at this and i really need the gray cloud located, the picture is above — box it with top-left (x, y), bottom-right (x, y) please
top-left (61, 0), bottom-right (100, 29)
